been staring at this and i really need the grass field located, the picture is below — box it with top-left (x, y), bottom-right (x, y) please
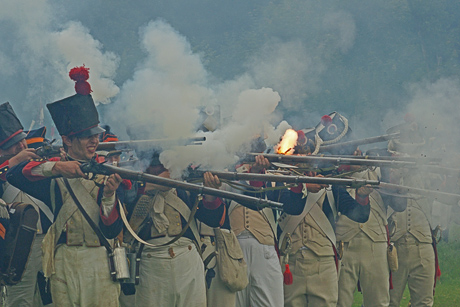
top-left (351, 225), bottom-right (460, 307)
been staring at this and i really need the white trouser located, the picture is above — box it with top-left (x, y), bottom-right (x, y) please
top-left (389, 236), bottom-right (435, 307)
top-left (337, 232), bottom-right (390, 307)
top-left (50, 244), bottom-right (120, 307)
top-left (135, 237), bottom-right (206, 307)
top-left (235, 232), bottom-right (283, 307)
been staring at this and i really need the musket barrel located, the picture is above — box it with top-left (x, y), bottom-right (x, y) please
top-left (194, 170), bottom-right (379, 188)
top-left (318, 132), bottom-right (400, 152)
top-left (97, 137), bottom-right (206, 151)
top-left (81, 162), bottom-right (283, 210)
top-left (321, 154), bottom-right (442, 164)
top-left (377, 182), bottom-right (460, 205)
top-left (249, 153), bottom-right (418, 168)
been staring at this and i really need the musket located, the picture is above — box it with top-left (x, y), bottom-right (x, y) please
top-left (247, 153), bottom-right (460, 177)
top-left (377, 182), bottom-right (460, 205)
top-left (0, 143), bottom-right (62, 164)
top-left (186, 170), bottom-right (379, 189)
top-left (0, 136), bottom-right (206, 165)
top-left (319, 154), bottom-right (442, 164)
top-left (96, 136), bottom-right (206, 151)
top-left (79, 160), bottom-right (283, 211)
top-left (317, 132), bottom-right (400, 153)
top-left (247, 153), bottom-right (420, 169)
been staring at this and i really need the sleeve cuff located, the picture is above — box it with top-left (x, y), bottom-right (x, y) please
top-left (100, 199), bottom-right (120, 225)
top-left (355, 192), bottom-right (369, 206)
top-left (290, 183), bottom-right (304, 194)
top-left (203, 197), bottom-right (223, 210)
top-left (24, 161), bottom-right (54, 181)
top-left (0, 161), bottom-right (9, 181)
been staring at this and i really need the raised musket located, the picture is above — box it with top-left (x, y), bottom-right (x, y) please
top-left (247, 153), bottom-right (420, 168)
top-left (96, 136), bottom-right (206, 151)
top-left (79, 160), bottom-right (283, 211)
top-left (319, 154), bottom-right (442, 164)
top-left (186, 170), bottom-right (379, 189)
top-left (317, 132), bottom-right (400, 153)
top-left (377, 182), bottom-right (460, 205)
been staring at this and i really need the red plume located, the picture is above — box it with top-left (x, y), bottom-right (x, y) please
top-left (69, 65), bottom-right (92, 95)
top-left (296, 130), bottom-right (307, 145)
top-left (283, 264), bottom-right (293, 285)
top-left (321, 115), bottom-right (332, 126)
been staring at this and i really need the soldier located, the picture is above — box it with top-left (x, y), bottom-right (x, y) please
top-left (277, 112), bottom-right (371, 307)
top-left (120, 145), bottom-right (226, 307)
top-left (196, 197), bottom-right (235, 307)
top-left (336, 167), bottom-right (407, 307)
top-left (386, 119), bottom-right (439, 307)
top-left (6, 66), bottom-right (123, 306)
top-left (227, 138), bottom-right (287, 307)
top-left (0, 103), bottom-right (53, 307)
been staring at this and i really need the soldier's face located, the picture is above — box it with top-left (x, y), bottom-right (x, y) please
top-left (64, 134), bottom-right (100, 161)
top-left (0, 138), bottom-right (27, 156)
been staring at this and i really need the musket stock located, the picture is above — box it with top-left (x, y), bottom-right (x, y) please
top-left (80, 160), bottom-right (283, 211)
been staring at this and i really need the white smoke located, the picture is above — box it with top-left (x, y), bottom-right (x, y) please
top-left (107, 20), bottom-right (288, 178)
top-left (0, 0), bottom-right (119, 121)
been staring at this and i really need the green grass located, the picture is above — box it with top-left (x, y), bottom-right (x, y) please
top-left (351, 224), bottom-right (460, 307)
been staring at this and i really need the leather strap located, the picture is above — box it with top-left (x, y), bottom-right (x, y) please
top-left (62, 178), bottom-right (117, 282)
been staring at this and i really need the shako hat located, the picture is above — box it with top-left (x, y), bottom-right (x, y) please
top-left (99, 125), bottom-right (119, 143)
top-left (46, 66), bottom-right (105, 138)
top-left (0, 102), bottom-right (27, 150)
top-left (386, 113), bottom-right (426, 155)
top-left (303, 112), bottom-right (355, 155)
top-left (24, 126), bottom-right (48, 149)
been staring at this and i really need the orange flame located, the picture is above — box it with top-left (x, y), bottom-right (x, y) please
top-left (276, 129), bottom-right (298, 155)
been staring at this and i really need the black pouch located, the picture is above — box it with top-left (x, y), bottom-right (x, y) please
top-left (121, 283), bottom-right (136, 296)
top-left (37, 271), bottom-right (52, 305)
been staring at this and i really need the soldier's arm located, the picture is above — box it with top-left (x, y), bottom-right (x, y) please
top-left (6, 160), bottom-right (53, 205)
top-left (334, 186), bottom-right (371, 223)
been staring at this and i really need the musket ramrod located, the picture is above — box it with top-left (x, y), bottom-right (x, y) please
top-left (80, 160), bottom-right (283, 211)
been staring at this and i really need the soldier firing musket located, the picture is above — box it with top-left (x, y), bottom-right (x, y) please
top-left (80, 159), bottom-right (283, 211)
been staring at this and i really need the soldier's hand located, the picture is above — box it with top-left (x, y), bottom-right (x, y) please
top-left (8, 149), bottom-right (40, 167)
top-left (357, 185), bottom-right (373, 196)
top-left (250, 155), bottom-right (270, 173)
top-left (203, 172), bottom-right (221, 189)
top-left (103, 173), bottom-right (122, 198)
top-left (305, 172), bottom-right (328, 193)
top-left (52, 161), bottom-right (87, 178)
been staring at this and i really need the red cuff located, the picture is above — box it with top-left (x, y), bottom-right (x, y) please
top-left (23, 161), bottom-right (49, 181)
top-left (203, 197), bottom-right (223, 210)
top-left (290, 183), bottom-right (303, 194)
top-left (100, 201), bottom-right (120, 225)
top-left (121, 179), bottom-right (132, 190)
top-left (249, 180), bottom-right (264, 187)
top-left (355, 192), bottom-right (369, 206)
top-left (338, 165), bottom-right (351, 172)
top-left (0, 160), bottom-right (9, 181)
